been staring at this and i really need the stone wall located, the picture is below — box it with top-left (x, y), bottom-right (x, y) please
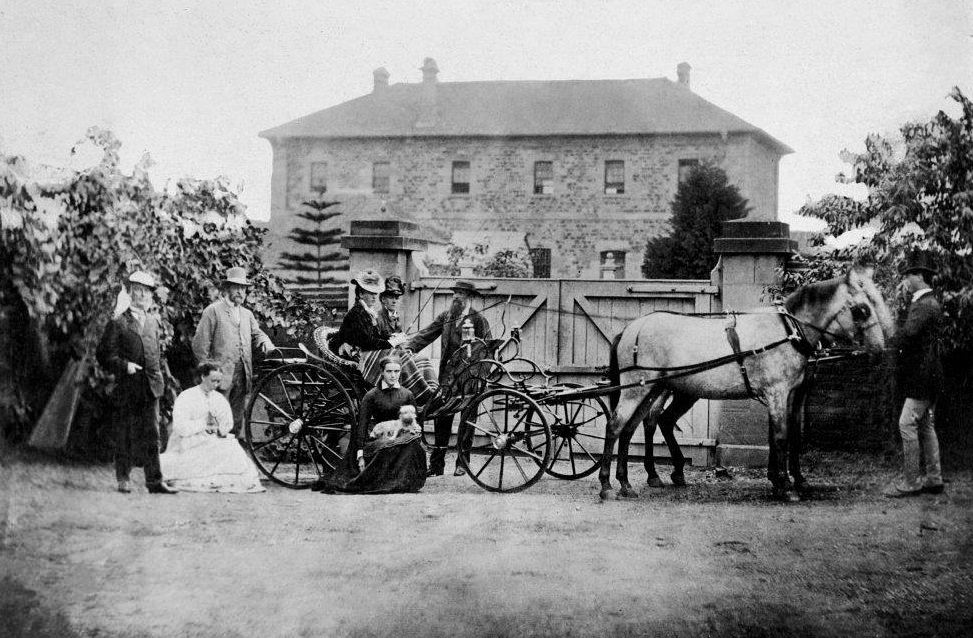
top-left (262, 133), bottom-right (783, 279)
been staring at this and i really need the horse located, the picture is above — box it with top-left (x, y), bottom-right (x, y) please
top-left (598, 265), bottom-right (894, 502)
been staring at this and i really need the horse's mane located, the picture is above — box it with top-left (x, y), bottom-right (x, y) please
top-left (784, 277), bottom-right (842, 314)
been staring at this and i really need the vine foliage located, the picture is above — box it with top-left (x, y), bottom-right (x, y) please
top-left (0, 128), bottom-right (324, 442)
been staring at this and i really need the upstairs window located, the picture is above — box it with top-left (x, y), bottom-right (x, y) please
top-left (309, 161), bottom-right (328, 193)
top-left (372, 161), bottom-right (390, 193)
top-left (678, 158), bottom-right (700, 184)
top-left (451, 161), bottom-right (471, 194)
top-left (604, 160), bottom-right (625, 194)
top-left (533, 161), bottom-right (554, 194)
top-left (600, 250), bottom-right (626, 279)
top-left (529, 248), bottom-right (552, 278)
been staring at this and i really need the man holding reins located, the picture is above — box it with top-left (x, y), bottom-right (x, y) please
top-left (406, 280), bottom-right (492, 476)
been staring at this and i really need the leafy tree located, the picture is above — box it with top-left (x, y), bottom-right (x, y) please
top-left (642, 164), bottom-right (750, 279)
top-left (277, 188), bottom-right (348, 285)
top-left (0, 127), bottom-right (325, 444)
top-left (781, 87), bottom-right (973, 353)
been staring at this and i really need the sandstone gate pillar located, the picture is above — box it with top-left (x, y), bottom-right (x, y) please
top-left (712, 220), bottom-right (796, 467)
top-left (340, 220), bottom-right (428, 314)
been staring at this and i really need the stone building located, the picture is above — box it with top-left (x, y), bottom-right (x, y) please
top-left (259, 59), bottom-right (791, 280)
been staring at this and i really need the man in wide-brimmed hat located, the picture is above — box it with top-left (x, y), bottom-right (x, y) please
top-left (885, 252), bottom-right (945, 497)
top-left (192, 266), bottom-right (274, 437)
top-left (406, 280), bottom-right (492, 476)
top-left (97, 270), bottom-right (177, 494)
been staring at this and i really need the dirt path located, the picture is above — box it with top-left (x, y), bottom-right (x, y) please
top-left (2, 450), bottom-right (971, 637)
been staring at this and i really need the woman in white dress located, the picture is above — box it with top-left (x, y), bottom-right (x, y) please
top-left (160, 361), bottom-right (265, 493)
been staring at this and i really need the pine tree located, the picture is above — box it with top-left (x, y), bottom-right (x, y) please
top-left (642, 164), bottom-right (750, 279)
top-left (277, 189), bottom-right (348, 285)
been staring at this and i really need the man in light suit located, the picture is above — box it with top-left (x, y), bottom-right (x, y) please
top-left (406, 280), bottom-right (492, 477)
top-left (192, 267), bottom-right (274, 437)
top-left (97, 271), bottom-right (177, 494)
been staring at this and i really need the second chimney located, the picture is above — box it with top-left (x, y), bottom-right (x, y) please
top-left (416, 57), bottom-right (439, 128)
top-left (373, 67), bottom-right (390, 93)
top-left (677, 62), bottom-right (691, 88)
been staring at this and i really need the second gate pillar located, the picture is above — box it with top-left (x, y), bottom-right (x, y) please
top-left (712, 220), bottom-right (797, 467)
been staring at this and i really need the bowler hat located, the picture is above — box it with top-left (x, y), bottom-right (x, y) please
top-left (223, 267), bottom-right (251, 287)
top-left (381, 276), bottom-right (405, 297)
top-left (128, 270), bottom-right (156, 288)
top-left (451, 280), bottom-right (479, 296)
top-left (351, 270), bottom-right (383, 294)
top-left (900, 252), bottom-right (938, 277)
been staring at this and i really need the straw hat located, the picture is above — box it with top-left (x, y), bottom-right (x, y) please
top-left (223, 267), bottom-right (251, 286)
top-left (351, 270), bottom-right (383, 294)
top-left (128, 270), bottom-right (156, 288)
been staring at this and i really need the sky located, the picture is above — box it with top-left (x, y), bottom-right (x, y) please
top-left (1, 0), bottom-right (970, 230)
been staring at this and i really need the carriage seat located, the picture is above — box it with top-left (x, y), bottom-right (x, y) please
top-left (311, 326), bottom-right (360, 369)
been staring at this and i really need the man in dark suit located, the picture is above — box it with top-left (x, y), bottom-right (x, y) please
top-left (885, 253), bottom-right (945, 497)
top-left (376, 276), bottom-right (405, 339)
top-left (97, 271), bottom-right (177, 494)
top-left (406, 281), bottom-right (492, 476)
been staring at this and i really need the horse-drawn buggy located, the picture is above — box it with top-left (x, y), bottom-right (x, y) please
top-left (244, 325), bottom-right (611, 493)
top-left (245, 266), bottom-right (893, 501)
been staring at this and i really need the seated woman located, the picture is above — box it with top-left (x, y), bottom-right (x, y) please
top-left (330, 270), bottom-right (438, 405)
top-left (312, 355), bottom-right (427, 494)
top-left (159, 362), bottom-right (265, 493)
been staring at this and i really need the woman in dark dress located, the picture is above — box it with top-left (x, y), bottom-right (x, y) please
top-left (313, 355), bottom-right (427, 494)
top-left (329, 270), bottom-right (392, 358)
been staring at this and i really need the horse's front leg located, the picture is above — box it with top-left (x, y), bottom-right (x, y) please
top-left (766, 392), bottom-right (799, 502)
top-left (788, 384), bottom-right (809, 493)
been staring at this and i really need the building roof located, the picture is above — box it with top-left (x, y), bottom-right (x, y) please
top-left (259, 77), bottom-right (792, 154)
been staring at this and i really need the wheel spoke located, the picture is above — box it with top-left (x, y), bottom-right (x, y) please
top-left (258, 393), bottom-right (293, 420)
top-left (509, 442), bottom-right (546, 465)
top-left (269, 434), bottom-right (297, 476)
top-left (471, 447), bottom-right (501, 480)
top-left (551, 436), bottom-right (567, 463)
top-left (277, 374), bottom-right (296, 415)
top-left (572, 436), bottom-right (599, 463)
top-left (252, 429), bottom-right (289, 452)
top-left (509, 452), bottom-right (530, 481)
top-left (498, 452), bottom-right (505, 490)
top-left (568, 438), bottom-right (577, 474)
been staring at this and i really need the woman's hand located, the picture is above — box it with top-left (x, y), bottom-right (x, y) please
top-left (357, 449), bottom-right (365, 473)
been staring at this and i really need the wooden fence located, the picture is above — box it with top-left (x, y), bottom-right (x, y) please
top-left (406, 276), bottom-right (721, 464)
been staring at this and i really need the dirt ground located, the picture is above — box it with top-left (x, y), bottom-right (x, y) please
top-left (1, 448), bottom-right (971, 638)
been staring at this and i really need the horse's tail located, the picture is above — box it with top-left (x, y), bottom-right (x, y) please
top-left (608, 331), bottom-right (623, 411)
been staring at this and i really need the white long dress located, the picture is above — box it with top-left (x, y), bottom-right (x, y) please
top-left (160, 385), bottom-right (265, 493)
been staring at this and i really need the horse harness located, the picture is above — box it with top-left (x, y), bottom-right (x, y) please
top-left (625, 308), bottom-right (820, 405)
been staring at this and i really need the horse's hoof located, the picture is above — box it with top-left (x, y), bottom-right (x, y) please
top-left (618, 484), bottom-right (639, 498)
top-left (794, 480), bottom-right (810, 494)
top-left (599, 489), bottom-right (614, 501)
top-left (670, 472), bottom-right (687, 487)
top-left (773, 488), bottom-right (801, 503)
top-left (646, 476), bottom-right (664, 488)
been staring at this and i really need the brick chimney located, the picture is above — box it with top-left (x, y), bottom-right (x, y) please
top-left (677, 62), bottom-right (691, 88)
top-left (416, 57), bottom-right (439, 128)
top-left (373, 67), bottom-right (389, 93)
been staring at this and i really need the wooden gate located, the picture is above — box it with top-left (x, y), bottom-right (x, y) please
top-left (408, 277), bottom-right (720, 464)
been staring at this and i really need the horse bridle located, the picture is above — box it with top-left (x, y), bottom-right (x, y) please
top-left (803, 298), bottom-right (880, 348)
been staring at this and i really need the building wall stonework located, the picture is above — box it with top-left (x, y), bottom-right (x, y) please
top-left (263, 133), bottom-right (782, 279)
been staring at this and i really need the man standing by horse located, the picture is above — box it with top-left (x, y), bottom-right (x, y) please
top-left (406, 280), bottom-right (492, 477)
top-left (885, 253), bottom-right (945, 497)
top-left (192, 267), bottom-right (275, 438)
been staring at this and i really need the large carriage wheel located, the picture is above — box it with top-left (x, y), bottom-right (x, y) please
top-left (244, 363), bottom-right (355, 489)
top-left (456, 388), bottom-right (552, 493)
top-left (544, 384), bottom-right (609, 480)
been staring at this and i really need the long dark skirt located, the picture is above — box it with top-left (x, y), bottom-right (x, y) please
top-left (312, 432), bottom-right (427, 494)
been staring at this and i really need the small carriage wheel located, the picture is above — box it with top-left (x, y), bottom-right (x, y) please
top-left (244, 363), bottom-right (355, 489)
top-left (543, 384), bottom-right (609, 480)
top-left (456, 388), bottom-right (552, 493)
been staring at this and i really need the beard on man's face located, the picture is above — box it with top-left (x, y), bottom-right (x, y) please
top-left (449, 296), bottom-right (467, 317)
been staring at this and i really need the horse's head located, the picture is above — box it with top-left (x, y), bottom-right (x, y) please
top-left (785, 265), bottom-right (894, 353)
top-left (827, 266), bottom-right (894, 352)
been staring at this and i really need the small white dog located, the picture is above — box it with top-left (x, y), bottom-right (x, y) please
top-left (369, 404), bottom-right (420, 440)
